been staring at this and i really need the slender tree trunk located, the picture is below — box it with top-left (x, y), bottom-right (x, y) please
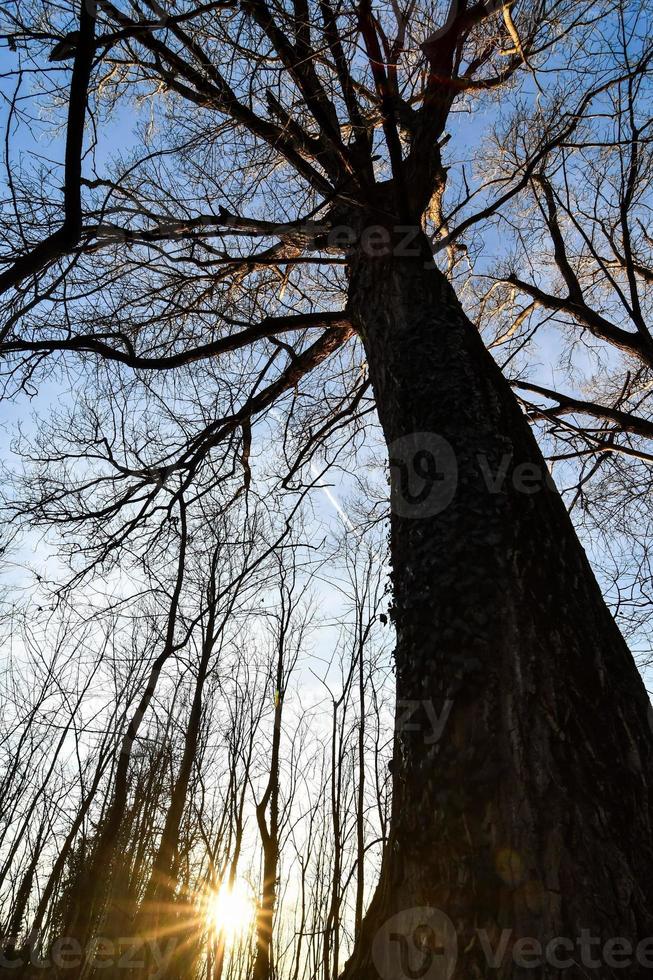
top-left (252, 690), bottom-right (282, 980)
top-left (342, 233), bottom-right (653, 979)
top-left (324, 700), bottom-right (343, 980)
top-left (213, 728), bottom-right (252, 980)
top-left (0, 665), bottom-right (101, 896)
top-left (355, 629), bottom-right (368, 940)
top-left (141, 629), bottom-right (213, 909)
top-left (65, 502), bottom-right (187, 968)
top-left (132, 596), bottom-right (217, 978)
top-left (2, 820), bottom-right (46, 962)
top-left (17, 730), bottom-right (115, 979)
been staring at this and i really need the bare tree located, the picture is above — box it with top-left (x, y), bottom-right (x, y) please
top-left (1, 0), bottom-right (653, 975)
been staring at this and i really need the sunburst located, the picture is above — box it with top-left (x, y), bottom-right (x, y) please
top-left (206, 879), bottom-right (253, 941)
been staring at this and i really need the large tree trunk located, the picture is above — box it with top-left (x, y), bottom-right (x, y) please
top-left (342, 233), bottom-right (653, 979)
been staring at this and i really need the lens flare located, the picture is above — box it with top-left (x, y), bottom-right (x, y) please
top-left (206, 880), bottom-right (253, 941)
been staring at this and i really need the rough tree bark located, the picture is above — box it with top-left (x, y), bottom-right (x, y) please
top-left (341, 227), bottom-right (653, 979)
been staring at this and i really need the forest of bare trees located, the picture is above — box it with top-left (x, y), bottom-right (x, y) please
top-left (0, 0), bottom-right (653, 976)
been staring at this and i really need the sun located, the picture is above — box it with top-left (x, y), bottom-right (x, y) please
top-left (206, 880), bottom-right (253, 940)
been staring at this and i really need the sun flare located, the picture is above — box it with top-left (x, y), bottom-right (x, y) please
top-left (206, 880), bottom-right (253, 940)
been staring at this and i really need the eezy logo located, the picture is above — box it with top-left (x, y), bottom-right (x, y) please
top-left (372, 907), bottom-right (458, 980)
top-left (388, 433), bottom-right (458, 519)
